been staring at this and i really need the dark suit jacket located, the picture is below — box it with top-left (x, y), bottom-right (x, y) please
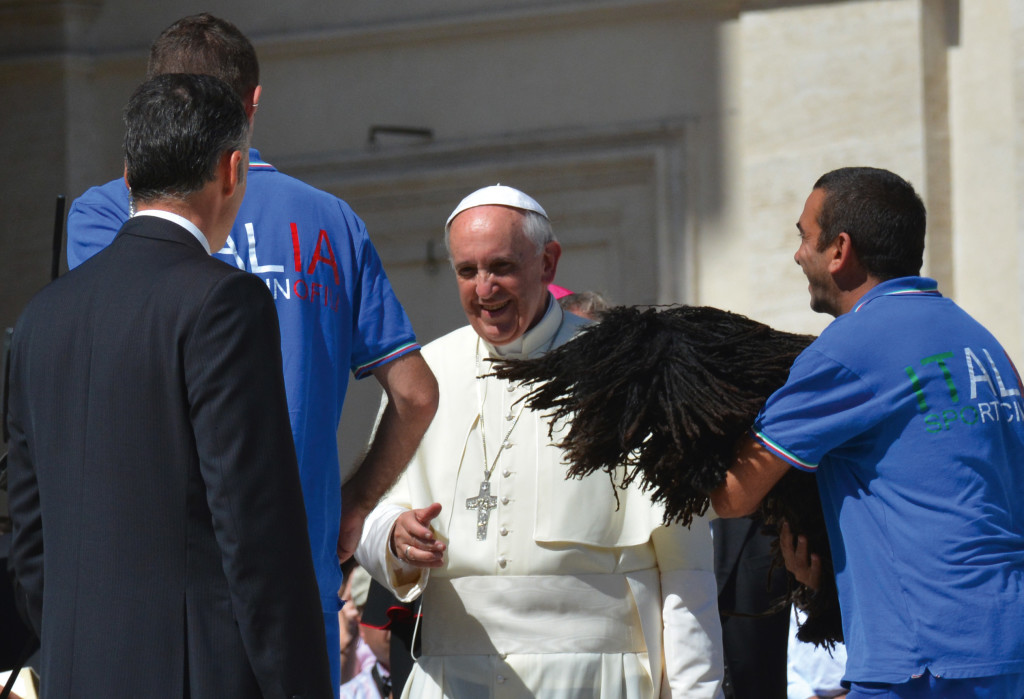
top-left (6, 216), bottom-right (332, 698)
top-left (713, 516), bottom-right (789, 699)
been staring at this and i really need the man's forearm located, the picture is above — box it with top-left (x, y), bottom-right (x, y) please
top-left (338, 352), bottom-right (437, 562)
top-left (343, 351), bottom-right (438, 515)
top-left (709, 436), bottom-right (790, 518)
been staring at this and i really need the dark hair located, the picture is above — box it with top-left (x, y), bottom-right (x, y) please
top-left (813, 167), bottom-right (926, 280)
top-left (147, 13), bottom-right (258, 100)
top-left (124, 73), bottom-right (249, 203)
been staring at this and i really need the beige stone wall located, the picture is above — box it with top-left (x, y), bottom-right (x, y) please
top-left (2, 0), bottom-right (1023, 467)
top-left (733, 0), bottom-right (939, 336)
top-left (715, 0), bottom-right (1023, 366)
top-left (949, 0), bottom-right (1023, 362)
top-left (1016, 1), bottom-right (1024, 360)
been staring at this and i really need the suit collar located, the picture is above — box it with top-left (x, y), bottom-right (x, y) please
top-left (117, 214), bottom-right (209, 254)
top-left (132, 210), bottom-right (210, 253)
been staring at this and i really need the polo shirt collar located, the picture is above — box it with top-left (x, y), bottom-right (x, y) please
top-left (248, 148), bottom-right (276, 172)
top-left (852, 276), bottom-right (941, 313)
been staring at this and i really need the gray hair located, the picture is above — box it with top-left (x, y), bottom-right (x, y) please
top-left (559, 291), bottom-right (611, 319)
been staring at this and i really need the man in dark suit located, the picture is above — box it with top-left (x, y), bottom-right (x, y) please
top-left (712, 517), bottom-right (789, 699)
top-left (5, 73), bottom-right (332, 698)
top-left (65, 20), bottom-right (440, 692)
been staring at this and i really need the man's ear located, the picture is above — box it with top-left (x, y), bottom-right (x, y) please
top-left (828, 231), bottom-right (870, 293)
top-left (540, 240), bottom-right (562, 285)
top-left (827, 232), bottom-right (854, 274)
top-left (221, 150), bottom-right (245, 198)
top-left (246, 85), bottom-right (262, 123)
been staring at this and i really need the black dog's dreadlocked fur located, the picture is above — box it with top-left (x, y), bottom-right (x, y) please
top-left (492, 304), bottom-right (842, 647)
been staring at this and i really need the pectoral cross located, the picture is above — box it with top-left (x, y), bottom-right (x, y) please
top-left (466, 480), bottom-right (498, 540)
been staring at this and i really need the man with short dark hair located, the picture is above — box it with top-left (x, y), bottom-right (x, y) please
top-left (712, 167), bottom-right (1024, 698)
top-left (8, 73), bottom-right (332, 698)
top-left (66, 15), bottom-right (438, 693)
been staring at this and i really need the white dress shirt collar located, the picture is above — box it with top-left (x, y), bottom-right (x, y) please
top-left (132, 209), bottom-right (211, 255)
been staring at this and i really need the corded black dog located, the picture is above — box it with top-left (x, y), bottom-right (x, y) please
top-left (492, 304), bottom-right (842, 648)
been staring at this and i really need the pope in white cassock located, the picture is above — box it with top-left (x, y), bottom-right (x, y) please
top-left (356, 185), bottom-right (724, 698)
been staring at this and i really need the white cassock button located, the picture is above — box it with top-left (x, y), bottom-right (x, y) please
top-left (506, 383), bottom-right (515, 392)
top-left (502, 469), bottom-right (511, 478)
top-left (501, 497), bottom-right (509, 505)
top-left (499, 527), bottom-right (509, 536)
top-left (497, 556), bottom-right (508, 568)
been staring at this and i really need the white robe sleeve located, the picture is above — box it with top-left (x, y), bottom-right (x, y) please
top-left (652, 517), bottom-right (725, 699)
top-left (355, 502), bottom-right (429, 603)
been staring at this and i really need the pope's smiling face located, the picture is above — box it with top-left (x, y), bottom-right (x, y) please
top-left (448, 205), bottom-right (560, 346)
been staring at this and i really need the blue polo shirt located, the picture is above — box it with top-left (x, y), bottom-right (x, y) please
top-left (753, 277), bottom-right (1024, 684)
top-left (67, 150), bottom-right (420, 613)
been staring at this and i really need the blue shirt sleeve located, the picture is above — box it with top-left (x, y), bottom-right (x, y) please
top-left (753, 346), bottom-right (883, 472)
top-left (66, 179), bottom-right (131, 269)
top-left (342, 206), bottom-right (419, 378)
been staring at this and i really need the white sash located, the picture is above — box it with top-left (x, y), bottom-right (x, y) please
top-left (420, 571), bottom-right (656, 656)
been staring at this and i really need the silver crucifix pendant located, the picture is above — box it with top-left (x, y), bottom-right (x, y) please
top-left (466, 480), bottom-right (498, 540)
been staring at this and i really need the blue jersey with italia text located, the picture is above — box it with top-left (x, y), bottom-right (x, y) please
top-left (67, 150), bottom-right (420, 614)
top-left (753, 277), bottom-right (1024, 684)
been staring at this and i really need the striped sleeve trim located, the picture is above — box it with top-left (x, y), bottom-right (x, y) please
top-left (354, 342), bottom-right (420, 379)
top-left (753, 431), bottom-right (818, 472)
